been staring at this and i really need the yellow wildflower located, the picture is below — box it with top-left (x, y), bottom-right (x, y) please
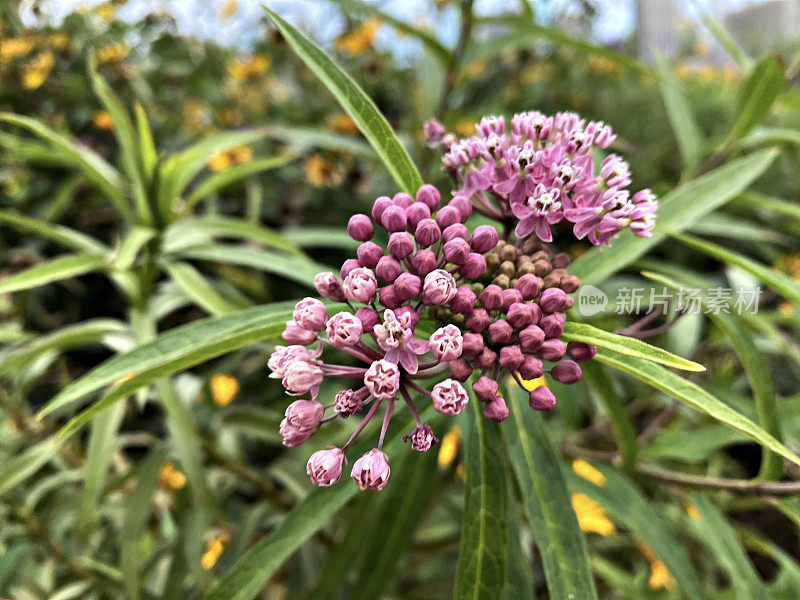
top-left (92, 110), bottom-right (114, 131)
top-left (518, 375), bottom-right (546, 393)
top-left (208, 146), bottom-right (251, 172)
top-left (218, 107), bottom-right (243, 126)
top-left (693, 41), bottom-right (710, 57)
top-left (158, 461), bottom-right (187, 492)
top-left (328, 113), bottom-right (359, 135)
top-left (228, 54), bottom-right (271, 82)
top-left (95, 3), bottom-right (116, 22)
top-left (684, 501), bottom-right (700, 521)
top-left (640, 544), bottom-right (677, 590)
top-left (220, 0), bottom-right (239, 20)
top-left (230, 145), bottom-right (252, 164)
top-left (572, 459), bottom-right (606, 486)
top-left (437, 426), bottom-right (460, 469)
top-left (0, 36), bottom-right (37, 64)
top-left (201, 532), bottom-right (230, 569)
top-left (571, 492), bottom-right (615, 536)
top-left (778, 253), bottom-right (800, 279)
top-left (304, 154), bottom-right (333, 187)
top-left (778, 302), bottom-right (795, 317)
top-left (210, 374), bottom-right (240, 407)
top-left (465, 59), bottom-right (487, 78)
top-left (455, 120), bottom-right (475, 137)
top-left (21, 51), bottom-right (54, 90)
top-left (182, 100), bottom-right (213, 135)
top-left (49, 33), bottom-right (70, 51)
top-left (335, 18), bottom-right (381, 56)
top-left (96, 43), bottom-right (129, 64)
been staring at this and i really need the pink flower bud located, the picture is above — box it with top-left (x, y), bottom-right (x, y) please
top-left (466, 308), bottom-right (491, 332)
top-left (540, 313), bottom-right (565, 339)
top-left (462, 332), bottom-right (484, 357)
top-left (376, 255), bottom-right (403, 282)
top-left (355, 307), bottom-right (379, 331)
top-left (388, 232), bottom-right (414, 259)
top-left (347, 214), bottom-right (374, 241)
top-left (551, 359), bottom-right (582, 384)
top-left (344, 267), bottom-right (378, 304)
top-left (449, 195), bottom-right (472, 221)
top-left (488, 320), bottom-right (512, 344)
top-left (394, 272), bottom-right (422, 301)
top-left (364, 360), bottom-right (400, 399)
top-left (357, 241), bottom-right (383, 268)
top-left (540, 338), bottom-right (566, 362)
top-left (282, 321), bottom-right (318, 345)
top-left (459, 253), bottom-right (487, 279)
top-left (340, 259), bottom-right (361, 279)
top-left (431, 378), bottom-right (469, 415)
top-left (280, 418), bottom-right (314, 447)
top-left (381, 205), bottom-right (407, 232)
top-left (514, 274), bottom-right (539, 300)
top-left (403, 423), bottom-right (438, 451)
top-left (442, 223), bottom-right (469, 242)
top-left (479, 285), bottom-right (503, 311)
top-left (443, 238), bottom-right (470, 265)
top-left (393, 192), bottom-right (414, 209)
top-left (334, 388), bottom-right (364, 417)
top-left (435, 205), bottom-right (461, 229)
top-left (378, 285), bottom-right (401, 309)
top-left (529, 386), bottom-right (556, 411)
top-left (406, 202), bottom-right (431, 228)
top-left (470, 225), bottom-right (499, 253)
top-left (507, 303), bottom-right (532, 329)
top-left (351, 448), bottom-right (391, 490)
top-left (450, 286), bottom-right (476, 314)
top-left (483, 396), bottom-right (509, 422)
top-left (540, 287), bottom-right (567, 313)
top-left (421, 269), bottom-right (457, 305)
top-left (293, 297), bottom-right (328, 332)
top-left (268, 345), bottom-right (315, 379)
top-left (410, 249), bottom-right (437, 277)
top-left (476, 347), bottom-right (497, 369)
top-left (282, 363), bottom-right (324, 397)
top-left (315, 271), bottom-right (345, 302)
top-left (561, 275), bottom-right (580, 293)
top-left (416, 183), bottom-right (441, 211)
top-left (307, 447), bottom-right (345, 486)
top-left (473, 376), bottom-right (498, 402)
top-left (449, 359), bottom-right (473, 381)
top-left (285, 399), bottom-right (324, 431)
top-left (501, 288), bottom-right (523, 311)
top-left (326, 312), bottom-right (363, 348)
top-left (499, 345), bottom-right (524, 371)
top-left (372, 196), bottom-right (393, 222)
top-left (429, 324), bottom-right (463, 361)
top-left (415, 218), bottom-right (441, 247)
top-left (567, 341), bottom-right (597, 363)
top-left (518, 355), bottom-right (543, 379)
top-left (519, 325), bottom-right (545, 351)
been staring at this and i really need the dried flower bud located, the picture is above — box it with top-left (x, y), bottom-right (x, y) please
top-left (334, 388), bottom-right (363, 417)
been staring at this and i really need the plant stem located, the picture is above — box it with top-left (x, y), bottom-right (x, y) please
top-left (435, 0), bottom-right (475, 120)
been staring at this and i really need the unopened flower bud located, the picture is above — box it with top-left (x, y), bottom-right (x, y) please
top-left (470, 225), bottom-right (499, 253)
top-left (347, 214), bottom-right (374, 241)
top-left (344, 267), bottom-right (378, 304)
top-left (334, 388), bottom-right (363, 417)
top-left (378, 284), bottom-right (401, 309)
top-left (314, 271), bottom-right (346, 302)
top-left (443, 224), bottom-right (469, 243)
top-left (466, 308), bottom-right (491, 332)
top-left (540, 287), bottom-right (567, 313)
top-left (539, 313), bottom-right (565, 339)
top-left (518, 355), bottom-right (543, 379)
top-left (473, 376), bottom-right (498, 402)
top-left (394, 272), bottom-right (422, 301)
top-left (280, 418), bottom-right (314, 447)
top-left (293, 297), bottom-right (328, 332)
top-left (351, 448), bottom-right (391, 490)
top-left (403, 423), bottom-right (438, 451)
top-left (514, 273), bottom-right (539, 300)
top-left (567, 341), bottom-right (597, 363)
top-left (529, 386), bottom-right (556, 411)
top-left (372, 196), bottom-right (393, 222)
top-left (355, 307), bottom-right (379, 331)
top-left (449, 196), bottom-right (472, 221)
top-left (381, 205), bottom-right (407, 232)
top-left (450, 286), bottom-right (476, 314)
top-left (435, 205), bottom-right (461, 229)
top-left (364, 360), bottom-right (400, 399)
top-left (540, 338), bottom-right (566, 362)
top-left (507, 303), bottom-right (532, 328)
top-left (560, 275), bottom-right (580, 293)
top-left (499, 345), bottom-right (524, 371)
top-left (415, 218), bottom-right (441, 247)
top-left (406, 202), bottom-right (431, 228)
top-left (483, 396), bottom-right (509, 422)
top-left (488, 319), bottom-right (513, 344)
top-left (410, 249), bottom-right (437, 276)
top-left (459, 253), bottom-right (487, 279)
top-left (479, 284), bottom-right (503, 310)
top-left (443, 238), bottom-right (470, 265)
top-left (387, 232), bottom-right (414, 259)
top-left (392, 192), bottom-right (413, 209)
top-left (307, 447), bottom-right (345, 486)
top-left (551, 359), bottom-right (582, 384)
top-left (285, 399), bottom-right (324, 431)
top-left (423, 119), bottom-right (446, 145)
top-left (326, 312), bottom-right (363, 348)
top-left (462, 332), bottom-right (484, 357)
top-left (282, 321), bottom-right (318, 345)
top-left (416, 183), bottom-right (441, 211)
top-left (340, 259), bottom-right (361, 279)
top-left (429, 324), bottom-right (463, 361)
top-left (421, 269), bottom-right (457, 305)
top-left (519, 325), bottom-right (545, 351)
top-left (475, 347), bottom-right (497, 369)
top-left (282, 363), bottom-right (324, 397)
top-left (501, 288), bottom-right (523, 311)
top-left (376, 256), bottom-right (403, 282)
top-left (449, 359), bottom-right (473, 381)
top-left (357, 241), bottom-right (383, 268)
top-left (431, 379), bottom-right (469, 415)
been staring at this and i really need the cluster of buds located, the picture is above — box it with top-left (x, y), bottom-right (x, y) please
top-left (430, 111), bottom-right (657, 245)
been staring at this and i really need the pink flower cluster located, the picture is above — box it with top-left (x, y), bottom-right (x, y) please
top-left (435, 111), bottom-right (657, 245)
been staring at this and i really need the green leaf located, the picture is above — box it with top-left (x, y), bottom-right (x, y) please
top-left (741, 126), bottom-right (800, 148)
top-left (454, 396), bottom-right (508, 600)
top-left (262, 124), bottom-right (373, 156)
top-left (729, 55), bottom-right (785, 142)
top-left (0, 254), bottom-right (108, 294)
top-left (112, 227), bottom-right (156, 271)
top-left (79, 402), bottom-right (125, 527)
top-left (0, 210), bottom-right (107, 254)
top-left (694, 6), bottom-right (751, 68)
top-left (673, 233), bottom-right (800, 305)
top-left (185, 154), bottom-right (296, 210)
top-left (205, 406), bottom-right (435, 600)
top-left (594, 349), bottom-right (800, 469)
top-left (505, 384), bottom-right (598, 600)
top-left (735, 192), bottom-right (800, 223)
top-left (0, 436), bottom-right (70, 495)
top-left (282, 226), bottom-right (360, 252)
top-left (133, 102), bottom-right (158, 179)
top-left (164, 261), bottom-right (239, 316)
top-left (164, 216), bottom-right (304, 257)
top-left (38, 302), bottom-right (294, 423)
top-left (569, 463), bottom-right (705, 600)
top-left (263, 6), bottom-right (423, 194)
top-left (569, 149), bottom-right (778, 285)
top-left (502, 494), bottom-right (535, 600)
top-left (655, 54), bottom-right (703, 176)
top-left (562, 322), bottom-right (704, 371)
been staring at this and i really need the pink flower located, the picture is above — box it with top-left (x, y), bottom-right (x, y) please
top-left (268, 345), bottom-right (317, 379)
top-left (307, 447), bottom-right (345, 486)
top-left (326, 312), bottom-right (363, 348)
top-left (293, 297), bottom-right (328, 332)
top-left (282, 361), bottom-right (324, 398)
top-left (343, 267), bottom-right (378, 304)
top-left (284, 399), bottom-right (324, 432)
top-left (373, 310), bottom-right (428, 374)
top-left (364, 359), bottom-right (400, 399)
top-left (512, 184), bottom-right (563, 242)
top-left (314, 271), bottom-right (345, 302)
top-left (282, 320), bottom-right (318, 345)
top-left (429, 325), bottom-right (463, 361)
top-left (431, 379), bottom-right (469, 415)
top-left (421, 269), bottom-right (457, 305)
top-left (403, 423), bottom-right (438, 451)
top-left (280, 418), bottom-right (314, 447)
top-left (351, 448), bottom-right (391, 490)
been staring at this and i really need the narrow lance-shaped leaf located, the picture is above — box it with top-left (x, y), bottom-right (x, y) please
top-left (0, 254), bottom-right (108, 295)
top-left (0, 210), bottom-right (107, 254)
top-left (163, 216), bottom-right (304, 257)
top-left (263, 7), bottom-right (424, 195)
top-left (728, 55), bottom-right (785, 142)
top-left (164, 261), bottom-right (238, 316)
top-left (655, 54), bottom-right (703, 176)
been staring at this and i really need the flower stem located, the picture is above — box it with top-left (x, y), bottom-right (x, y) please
top-left (342, 397), bottom-right (382, 451)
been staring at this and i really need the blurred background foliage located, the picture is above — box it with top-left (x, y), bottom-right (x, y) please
top-left (1, 0), bottom-right (800, 599)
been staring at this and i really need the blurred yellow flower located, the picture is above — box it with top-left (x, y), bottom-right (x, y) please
top-left (571, 492), bottom-right (615, 536)
top-left (201, 532), bottom-right (230, 569)
top-left (465, 59), bottom-right (487, 78)
top-left (304, 154), bottom-right (334, 187)
top-left (218, 107), bottom-right (243, 126)
top-left (587, 56), bottom-right (623, 76)
top-left (49, 33), bottom-right (70, 51)
top-left (776, 253), bottom-right (800, 279)
top-left (96, 43), bottom-right (129, 64)
top-left (228, 54), bottom-right (271, 82)
top-left (21, 51), bottom-right (54, 90)
top-left (220, 0), bottom-right (239, 20)
top-left (640, 544), bottom-right (677, 590)
top-left (518, 375), bottom-right (546, 393)
top-left (328, 113), bottom-right (359, 135)
top-left (182, 100), bottom-right (213, 135)
top-left (0, 36), bottom-right (37, 64)
top-left (778, 302), bottom-right (795, 317)
top-left (693, 41), bottom-right (710, 57)
top-left (335, 18), bottom-right (381, 56)
top-left (95, 3), bottom-right (116, 23)
top-left (158, 461), bottom-right (187, 492)
top-left (684, 501), bottom-right (699, 521)
top-left (438, 426), bottom-right (460, 469)
top-left (92, 110), bottom-right (114, 131)
top-left (208, 146), bottom-right (252, 172)
top-left (455, 120), bottom-right (475, 137)
top-left (210, 374), bottom-right (240, 406)
top-left (572, 459), bottom-right (606, 486)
